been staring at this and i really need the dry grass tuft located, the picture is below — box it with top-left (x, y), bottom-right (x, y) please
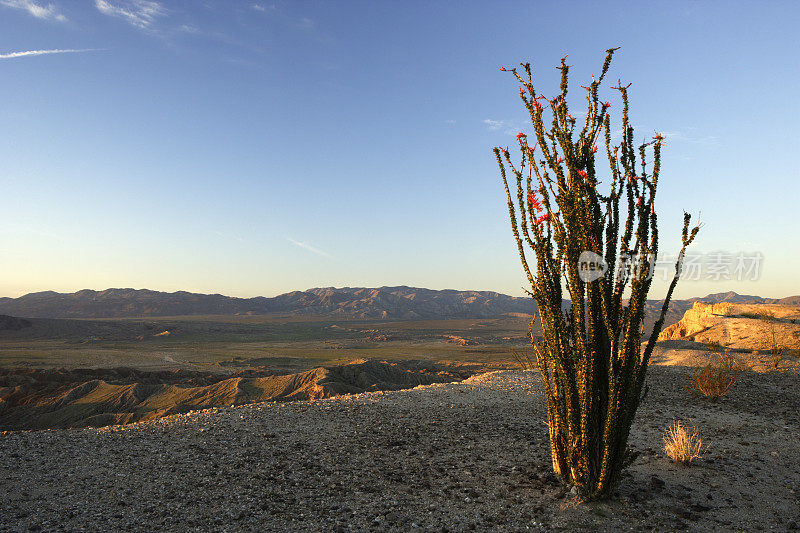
top-left (740, 310), bottom-right (777, 321)
top-left (765, 320), bottom-right (790, 372)
top-left (663, 421), bottom-right (706, 464)
top-left (705, 340), bottom-right (723, 352)
top-left (767, 346), bottom-right (785, 371)
top-left (685, 351), bottom-right (743, 401)
top-left (511, 348), bottom-right (537, 371)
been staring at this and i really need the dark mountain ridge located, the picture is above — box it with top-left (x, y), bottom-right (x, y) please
top-left (0, 287), bottom-right (794, 321)
top-left (0, 286), bottom-right (533, 320)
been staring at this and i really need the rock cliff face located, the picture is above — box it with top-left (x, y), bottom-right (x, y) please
top-left (658, 302), bottom-right (726, 340)
top-left (658, 302), bottom-right (800, 352)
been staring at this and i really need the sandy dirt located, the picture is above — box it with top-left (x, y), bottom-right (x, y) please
top-left (1, 364), bottom-right (798, 532)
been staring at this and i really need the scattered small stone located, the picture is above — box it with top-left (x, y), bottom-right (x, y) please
top-left (649, 475), bottom-right (665, 492)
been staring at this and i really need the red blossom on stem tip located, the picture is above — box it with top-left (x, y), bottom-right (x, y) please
top-left (535, 212), bottom-right (550, 225)
top-left (592, 145), bottom-right (598, 153)
top-left (611, 79), bottom-right (632, 90)
top-left (602, 101), bottom-right (611, 108)
top-left (500, 67), bottom-right (506, 71)
top-left (516, 132), bottom-right (527, 144)
top-left (528, 192), bottom-right (543, 212)
top-left (556, 157), bottom-right (564, 164)
top-left (577, 170), bottom-right (588, 179)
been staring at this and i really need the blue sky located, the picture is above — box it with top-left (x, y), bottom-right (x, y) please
top-left (0, 0), bottom-right (797, 299)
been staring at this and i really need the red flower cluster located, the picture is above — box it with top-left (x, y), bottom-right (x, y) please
top-left (535, 212), bottom-right (550, 225)
top-left (516, 132), bottom-right (527, 145)
top-left (602, 101), bottom-right (611, 108)
top-left (556, 157), bottom-right (564, 164)
top-left (592, 145), bottom-right (598, 153)
top-left (577, 169), bottom-right (588, 180)
top-left (500, 66), bottom-right (507, 71)
top-left (528, 191), bottom-right (543, 213)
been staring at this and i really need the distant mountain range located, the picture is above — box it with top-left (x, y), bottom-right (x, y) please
top-left (686, 291), bottom-right (799, 305)
top-left (0, 287), bottom-right (795, 320)
top-left (0, 287), bottom-right (531, 319)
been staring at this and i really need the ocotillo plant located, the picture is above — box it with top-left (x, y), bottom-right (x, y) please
top-left (494, 48), bottom-right (699, 500)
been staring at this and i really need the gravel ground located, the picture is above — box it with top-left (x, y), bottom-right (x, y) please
top-left (1, 365), bottom-right (798, 532)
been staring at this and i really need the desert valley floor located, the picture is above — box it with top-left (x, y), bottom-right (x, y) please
top-left (2, 364), bottom-right (799, 532)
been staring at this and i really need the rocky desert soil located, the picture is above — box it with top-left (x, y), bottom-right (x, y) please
top-left (1, 363), bottom-right (798, 532)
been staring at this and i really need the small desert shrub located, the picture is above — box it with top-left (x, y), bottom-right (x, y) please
top-left (685, 352), bottom-right (743, 400)
top-left (511, 348), bottom-right (537, 371)
top-left (768, 347), bottom-right (785, 371)
top-left (705, 340), bottom-right (722, 352)
top-left (740, 310), bottom-right (777, 321)
top-left (765, 320), bottom-right (788, 371)
top-left (663, 421), bottom-right (705, 464)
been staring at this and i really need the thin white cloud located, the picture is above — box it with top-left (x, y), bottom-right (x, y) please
top-left (0, 48), bottom-right (102, 59)
top-left (483, 118), bottom-right (523, 135)
top-left (252, 3), bottom-right (274, 12)
top-left (483, 119), bottom-right (505, 131)
top-left (95, 0), bottom-right (165, 29)
top-left (0, 0), bottom-right (66, 21)
top-left (286, 237), bottom-right (331, 258)
top-left (606, 128), bottom-right (719, 147)
top-left (176, 23), bottom-right (199, 34)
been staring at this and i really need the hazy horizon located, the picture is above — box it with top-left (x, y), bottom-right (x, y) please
top-left (2, 284), bottom-right (796, 302)
top-left (1, 1), bottom-right (798, 300)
